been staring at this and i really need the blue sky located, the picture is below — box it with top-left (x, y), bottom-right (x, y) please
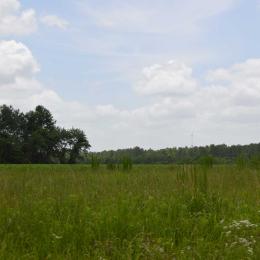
top-left (1, 0), bottom-right (260, 150)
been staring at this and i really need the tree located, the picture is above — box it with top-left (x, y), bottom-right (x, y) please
top-left (0, 105), bottom-right (91, 164)
top-left (55, 128), bottom-right (71, 164)
top-left (67, 128), bottom-right (91, 164)
top-left (23, 106), bottom-right (58, 163)
top-left (0, 105), bottom-right (25, 163)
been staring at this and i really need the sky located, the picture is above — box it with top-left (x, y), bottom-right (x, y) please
top-left (1, 0), bottom-right (260, 151)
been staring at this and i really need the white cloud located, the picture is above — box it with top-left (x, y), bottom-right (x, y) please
top-left (79, 0), bottom-right (238, 34)
top-left (0, 40), bottom-right (39, 84)
top-left (1, 40), bottom-right (260, 150)
top-left (0, 0), bottom-right (37, 35)
top-left (0, 40), bottom-right (86, 115)
top-left (0, 1), bottom-right (69, 35)
top-left (40, 15), bottom-right (69, 30)
top-left (135, 60), bottom-right (197, 96)
top-left (206, 59), bottom-right (260, 109)
top-left (0, 40), bottom-right (96, 144)
top-left (94, 55), bottom-right (260, 147)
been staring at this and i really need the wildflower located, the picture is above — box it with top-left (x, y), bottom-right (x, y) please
top-left (225, 231), bottom-right (231, 236)
top-left (230, 241), bottom-right (237, 247)
top-left (52, 233), bottom-right (63, 239)
top-left (238, 237), bottom-right (251, 247)
top-left (248, 247), bottom-right (253, 255)
top-left (225, 219), bottom-right (257, 230)
top-left (158, 247), bottom-right (164, 253)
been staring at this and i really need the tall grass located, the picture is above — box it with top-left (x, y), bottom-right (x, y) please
top-left (0, 164), bottom-right (260, 259)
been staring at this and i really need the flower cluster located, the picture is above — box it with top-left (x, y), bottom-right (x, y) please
top-left (222, 219), bottom-right (258, 256)
top-left (223, 220), bottom-right (257, 230)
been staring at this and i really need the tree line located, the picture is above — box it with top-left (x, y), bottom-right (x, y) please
top-left (89, 144), bottom-right (260, 165)
top-left (0, 105), bottom-right (90, 163)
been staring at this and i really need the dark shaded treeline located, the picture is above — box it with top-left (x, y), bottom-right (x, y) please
top-left (89, 144), bottom-right (260, 164)
top-left (0, 105), bottom-right (90, 163)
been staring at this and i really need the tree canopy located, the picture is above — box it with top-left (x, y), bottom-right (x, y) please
top-left (0, 105), bottom-right (91, 164)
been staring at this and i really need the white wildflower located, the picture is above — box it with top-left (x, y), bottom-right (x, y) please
top-left (52, 233), bottom-right (63, 240)
top-left (248, 247), bottom-right (253, 255)
top-left (158, 247), bottom-right (164, 253)
top-left (225, 231), bottom-right (231, 236)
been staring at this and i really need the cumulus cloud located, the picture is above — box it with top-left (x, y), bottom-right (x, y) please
top-left (135, 60), bottom-right (197, 96)
top-left (0, 40), bottom-right (39, 84)
top-left (206, 59), bottom-right (260, 109)
top-left (0, 40), bottom-right (87, 115)
top-left (1, 39), bottom-right (260, 150)
top-left (0, 40), bottom-right (97, 145)
top-left (40, 15), bottom-right (69, 30)
top-left (0, 1), bottom-right (70, 35)
top-left (121, 58), bottom-right (260, 148)
top-left (0, 0), bottom-right (37, 35)
top-left (95, 57), bottom-right (260, 148)
top-left (0, 41), bottom-right (60, 110)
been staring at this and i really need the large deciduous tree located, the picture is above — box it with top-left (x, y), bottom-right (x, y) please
top-left (67, 128), bottom-right (90, 164)
top-left (0, 105), bottom-right (91, 164)
top-left (23, 105), bottom-right (58, 163)
top-left (0, 105), bottom-right (25, 163)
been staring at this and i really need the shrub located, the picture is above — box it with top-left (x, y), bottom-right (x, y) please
top-left (122, 157), bottom-right (133, 171)
top-left (91, 155), bottom-right (100, 170)
top-left (199, 155), bottom-right (214, 168)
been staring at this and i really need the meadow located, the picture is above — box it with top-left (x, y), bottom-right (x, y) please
top-left (1, 164), bottom-right (260, 259)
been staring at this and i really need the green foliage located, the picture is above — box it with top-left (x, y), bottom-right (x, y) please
top-left (122, 156), bottom-right (133, 171)
top-left (199, 155), bottom-right (214, 168)
top-left (0, 105), bottom-right (26, 163)
top-left (236, 154), bottom-right (248, 169)
top-left (91, 143), bottom-right (260, 165)
top-left (0, 105), bottom-right (91, 163)
top-left (106, 162), bottom-right (117, 171)
top-left (91, 155), bottom-right (100, 170)
top-left (1, 165), bottom-right (260, 258)
top-left (249, 154), bottom-right (260, 169)
top-left (67, 128), bottom-right (90, 164)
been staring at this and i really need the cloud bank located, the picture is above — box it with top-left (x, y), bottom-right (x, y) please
top-left (0, 0), bottom-right (70, 35)
top-left (0, 0), bottom-right (37, 35)
top-left (1, 39), bottom-right (260, 150)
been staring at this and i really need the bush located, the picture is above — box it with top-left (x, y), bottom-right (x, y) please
top-left (106, 162), bottom-right (117, 171)
top-left (122, 157), bottom-right (133, 171)
top-left (236, 154), bottom-right (248, 169)
top-left (91, 155), bottom-right (100, 170)
top-left (199, 155), bottom-right (214, 168)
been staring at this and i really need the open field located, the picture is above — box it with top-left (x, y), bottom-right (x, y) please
top-left (1, 165), bottom-right (260, 259)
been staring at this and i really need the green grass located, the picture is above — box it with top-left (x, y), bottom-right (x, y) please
top-left (1, 164), bottom-right (260, 259)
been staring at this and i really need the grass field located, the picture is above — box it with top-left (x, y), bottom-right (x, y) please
top-left (1, 164), bottom-right (260, 259)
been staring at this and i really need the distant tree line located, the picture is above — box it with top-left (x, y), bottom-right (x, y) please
top-left (88, 144), bottom-right (260, 165)
top-left (0, 105), bottom-right (90, 163)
